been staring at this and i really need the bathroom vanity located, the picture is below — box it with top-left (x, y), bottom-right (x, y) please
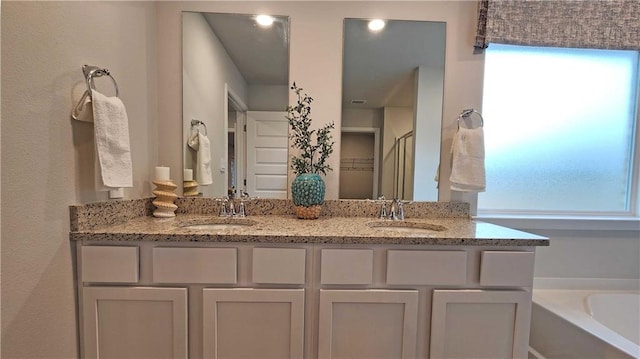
top-left (70, 198), bottom-right (548, 359)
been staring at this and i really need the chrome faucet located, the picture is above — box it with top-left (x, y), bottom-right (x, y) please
top-left (377, 197), bottom-right (406, 220)
top-left (219, 192), bottom-right (251, 217)
top-left (389, 198), bottom-right (405, 221)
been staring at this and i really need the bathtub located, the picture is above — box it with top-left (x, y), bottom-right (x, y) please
top-left (531, 286), bottom-right (640, 359)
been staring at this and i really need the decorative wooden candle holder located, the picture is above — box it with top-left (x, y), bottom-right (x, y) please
top-left (183, 180), bottom-right (199, 196)
top-left (152, 180), bottom-right (178, 218)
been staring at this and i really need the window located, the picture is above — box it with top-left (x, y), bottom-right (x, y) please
top-left (478, 44), bottom-right (639, 215)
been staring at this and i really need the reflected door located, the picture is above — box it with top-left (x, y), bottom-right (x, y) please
top-left (246, 111), bottom-right (288, 199)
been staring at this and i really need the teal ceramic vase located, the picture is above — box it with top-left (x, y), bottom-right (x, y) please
top-left (291, 173), bottom-right (325, 219)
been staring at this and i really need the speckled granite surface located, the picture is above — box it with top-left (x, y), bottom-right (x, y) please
top-left (69, 198), bottom-right (548, 246)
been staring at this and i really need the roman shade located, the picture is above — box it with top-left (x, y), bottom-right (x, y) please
top-left (475, 0), bottom-right (640, 51)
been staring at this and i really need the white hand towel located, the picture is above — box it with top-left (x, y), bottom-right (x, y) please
top-left (91, 89), bottom-right (133, 188)
top-left (188, 131), bottom-right (213, 185)
top-left (449, 126), bottom-right (485, 192)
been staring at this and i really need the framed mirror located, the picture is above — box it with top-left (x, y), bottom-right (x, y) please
top-left (182, 12), bottom-right (290, 199)
top-left (340, 18), bottom-right (445, 201)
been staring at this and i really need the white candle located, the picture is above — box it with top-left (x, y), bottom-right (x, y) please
top-left (184, 169), bottom-right (193, 181)
top-left (155, 166), bottom-right (170, 181)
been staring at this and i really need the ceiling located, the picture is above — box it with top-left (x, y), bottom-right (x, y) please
top-left (203, 12), bottom-right (289, 86)
top-left (202, 14), bottom-right (445, 109)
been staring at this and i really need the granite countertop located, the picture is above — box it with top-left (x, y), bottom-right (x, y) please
top-left (69, 198), bottom-right (548, 246)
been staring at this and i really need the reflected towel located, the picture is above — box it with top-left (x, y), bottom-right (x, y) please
top-left (449, 126), bottom-right (485, 192)
top-left (92, 89), bottom-right (133, 188)
top-left (188, 131), bottom-right (213, 185)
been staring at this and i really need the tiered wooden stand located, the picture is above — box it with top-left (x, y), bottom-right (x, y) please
top-left (152, 180), bottom-right (178, 218)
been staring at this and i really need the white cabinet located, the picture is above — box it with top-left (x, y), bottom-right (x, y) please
top-left (430, 289), bottom-right (532, 359)
top-left (320, 249), bottom-right (373, 285)
top-left (77, 243), bottom-right (535, 359)
top-left (81, 286), bottom-right (188, 359)
top-left (202, 288), bottom-right (305, 359)
top-left (318, 289), bottom-right (419, 359)
top-left (81, 246), bottom-right (139, 283)
top-left (153, 247), bottom-right (237, 284)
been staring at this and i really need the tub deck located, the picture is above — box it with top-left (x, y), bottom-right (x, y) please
top-left (531, 289), bottom-right (640, 359)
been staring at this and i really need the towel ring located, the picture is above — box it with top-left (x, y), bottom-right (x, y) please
top-left (71, 65), bottom-right (120, 120)
top-left (191, 119), bottom-right (208, 136)
top-left (457, 108), bottom-right (484, 129)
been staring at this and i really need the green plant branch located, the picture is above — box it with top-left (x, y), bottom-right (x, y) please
top-left (286, 82), bottom-right (335, 176)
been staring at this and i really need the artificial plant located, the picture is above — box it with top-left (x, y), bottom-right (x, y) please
top-left (286, 82), bottom-right (335, 176)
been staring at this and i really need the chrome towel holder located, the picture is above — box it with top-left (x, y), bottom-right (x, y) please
top-left (71, 65), bottom-right (120, 120)
top-left (191, 119), bottom-right (208, 135)
top-left (457, 108), bottom-right (484, 129)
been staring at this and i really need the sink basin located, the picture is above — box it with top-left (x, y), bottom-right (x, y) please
top-left (182, 223), bottom-right (252, 230)
top-left (367, 221), bottom-right (447, 233)
top-left (180, 218), bottom-right (256, 231)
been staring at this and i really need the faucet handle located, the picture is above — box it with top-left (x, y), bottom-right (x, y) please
top-left (217, 196), bottom-right (230, 216)
top-left (377, 195), bottom-right (388, 219)
top-left (396, 200), bottom-right (405, 220)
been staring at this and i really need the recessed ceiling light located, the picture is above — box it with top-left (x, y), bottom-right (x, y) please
top-left (368, 19), bottom-right (385, 32)
top-left (256, 15), bottom-right (275, 27)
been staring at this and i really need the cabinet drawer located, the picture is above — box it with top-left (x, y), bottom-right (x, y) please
top-left (480, 251), bottom-right (535, 287)
top-left (153, 247), bottom-right (237, 284)
top-left (81, 246), bottom-right (139, 283)
top-left (252, 248), bottom-right (306, 284)
top-left (387, 250), bottom-right (467, 285)
top-left (321, 249), bottom-right (373, 285)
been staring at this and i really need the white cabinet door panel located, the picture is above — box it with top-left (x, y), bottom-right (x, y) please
top-left (203, 288), bottom-right (304, 359)
top-left (318, 289), bottom-right (419, 359)
top-left (430, 289), bottom-right (532, 359)
top-left (82, 287), bottom-right (187, 359)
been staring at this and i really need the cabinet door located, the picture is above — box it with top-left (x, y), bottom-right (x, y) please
top-left (430, 290), bottom-right (532, 359)
top-left (318, 289), bottom-right (419, 359)
top-left (202, 288), bottom-right (304, 359)
top-left (82, 287), bottom-right (188, 359)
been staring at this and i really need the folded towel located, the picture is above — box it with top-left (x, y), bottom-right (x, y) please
top-left (449, 126), bottom-right (485, 192)
top-left (188, 131), bottom-right (213, 185)
top-left (92, 89), bottom-right (133, 188)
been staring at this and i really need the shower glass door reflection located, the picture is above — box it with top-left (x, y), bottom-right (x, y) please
top-left (394, 131), bottom-right (414, 200)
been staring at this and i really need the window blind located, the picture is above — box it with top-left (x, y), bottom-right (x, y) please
top-left (475, 0), bottom-right (640, 51)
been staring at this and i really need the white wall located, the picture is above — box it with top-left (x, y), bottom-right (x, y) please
top-left (2, 1), bottom-right (158, 357)
top-left (413, 65), bottom-right (444, 201)
top-left (533, 229), bottom-right (640, 280)
top-left (157, 1), bottom-right (485, 201)
top-left (182, 12), bottom-right (248, 197)
top-left (342, 108), bottom-right (384, 129)
top-left (248, 84), bottom-right (288, 111)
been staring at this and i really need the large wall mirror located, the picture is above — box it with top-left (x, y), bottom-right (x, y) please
top-left (340, 18), bottom-right (445, 201)
top-left (182, 12), bottom-right (290, 199)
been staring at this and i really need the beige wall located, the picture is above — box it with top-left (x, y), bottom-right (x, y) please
top-left (1, 1), bottom-right (158, 357)
top-left (157, 1), bottom-right (485, 201)
top-left (3, 3), bottom-right (483, 353)
top-left (1, 2), bottom-right (638, 358)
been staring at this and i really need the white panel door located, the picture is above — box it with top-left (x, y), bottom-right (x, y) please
top-left (318, 289), bottom-right (419, 359)
top-left (203, 288), bottom-right (304, 359)
top-left (246, 111), bottom-right (288, 199)
top-left (430, 289), bottom-right (532, 359)
top-left (82, 286), bottom-right (188, 359)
